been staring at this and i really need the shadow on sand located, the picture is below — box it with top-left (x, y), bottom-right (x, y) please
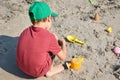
top-left (0, 35), bottom-right (34, 79)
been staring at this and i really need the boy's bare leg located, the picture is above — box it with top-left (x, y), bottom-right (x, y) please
top-left (45, 64), bottom-right (64, 77)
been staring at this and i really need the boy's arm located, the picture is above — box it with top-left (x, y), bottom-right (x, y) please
top-left (57, 39), bottom-right (67, 61)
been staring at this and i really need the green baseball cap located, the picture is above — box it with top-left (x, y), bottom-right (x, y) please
top-left (29, 1), bottom-right (58, 21)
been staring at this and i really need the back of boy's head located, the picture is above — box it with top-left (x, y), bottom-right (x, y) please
top-left (29, 1), bottom-right (58, 23)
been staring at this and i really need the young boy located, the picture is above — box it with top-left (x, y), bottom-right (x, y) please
top-left (16, 1), bottom-right (68, 78)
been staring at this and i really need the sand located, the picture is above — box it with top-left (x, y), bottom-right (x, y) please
top-left (0, 0), bottom-right (120, 80)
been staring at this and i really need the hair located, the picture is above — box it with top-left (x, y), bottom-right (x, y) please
top-left (31, 18), bottom-right (48, 24)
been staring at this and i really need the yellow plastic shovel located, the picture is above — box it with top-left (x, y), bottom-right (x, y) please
top-left (66, 35), bottom-right (86, 45)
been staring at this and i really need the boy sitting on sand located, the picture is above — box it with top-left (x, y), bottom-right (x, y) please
top-left (16, 1), bottom-right (69, 78)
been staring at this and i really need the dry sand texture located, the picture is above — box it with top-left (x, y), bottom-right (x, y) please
top-left (0, 0), bottom-right (120, 80)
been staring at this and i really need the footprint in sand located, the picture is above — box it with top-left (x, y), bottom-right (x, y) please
top-left (116, 31), bottom-right (120, 40)
top-left (93, 30), bottom-right (100, 38)
top-left (113, 40), bottom-right (120, 47)
top-left (25, 0), bottom-right (35, 4)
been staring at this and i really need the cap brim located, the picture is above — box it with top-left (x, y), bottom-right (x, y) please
top-left (51, 12), bottom-right (58, 17)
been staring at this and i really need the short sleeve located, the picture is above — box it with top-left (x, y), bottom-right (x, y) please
top-left (49, 34), bottom-right (61, 55)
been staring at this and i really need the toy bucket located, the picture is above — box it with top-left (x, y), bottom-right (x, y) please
top-left (69, 56), bottom-right (84, 70)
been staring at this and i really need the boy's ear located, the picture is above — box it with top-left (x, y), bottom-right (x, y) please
top-left (47, 16), bottom-right (52, 22)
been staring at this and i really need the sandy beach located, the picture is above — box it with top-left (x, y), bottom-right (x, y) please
top-left (0, 0), bottom-right (120, 80)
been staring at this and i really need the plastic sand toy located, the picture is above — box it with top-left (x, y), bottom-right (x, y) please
top-left (66, 35), bottom-right (86, 45)
top-left (94, 13), bottom-right (99, 21)
top-left (89, 0), bottom-right (94, 4)
top-left (113, 47), bottom-right (120, 55)
top-left (68, 56), bottom-right (84, 70)
top-left (114, 68), bottom-right (120, 79)
top-left (106, 27), bottom-right (112, 33)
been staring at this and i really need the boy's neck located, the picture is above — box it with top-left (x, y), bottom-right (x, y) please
top-left (33, 22), bottom-right (47, 29)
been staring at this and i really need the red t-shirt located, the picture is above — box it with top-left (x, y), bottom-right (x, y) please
top-left (16, 26), bottom-right (61, 77)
